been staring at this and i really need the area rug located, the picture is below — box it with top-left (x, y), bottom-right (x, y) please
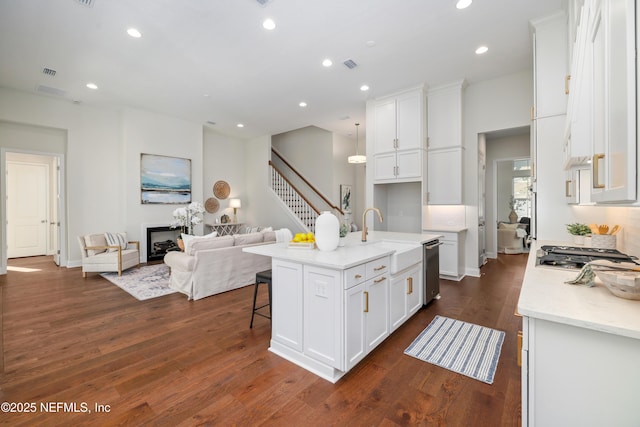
top-left (404, 315), bottom-right (505, 384)
top-left (100, 263), bottom-right (176, 301)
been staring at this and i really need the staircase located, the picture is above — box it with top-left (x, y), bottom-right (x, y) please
top-left (269, 148), bottom-right (343, 233)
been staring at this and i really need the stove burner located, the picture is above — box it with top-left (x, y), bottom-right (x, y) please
top-left (536, 245), bottom-right (637, 270)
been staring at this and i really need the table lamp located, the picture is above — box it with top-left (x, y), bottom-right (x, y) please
top-left (229, 198), bottom-right (241, 223)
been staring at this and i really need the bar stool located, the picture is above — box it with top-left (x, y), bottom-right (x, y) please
top-left (250, 269), bottom-right (272, 328)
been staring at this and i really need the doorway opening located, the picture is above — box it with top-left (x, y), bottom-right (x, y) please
top-left (480, 126), bottom-right (531, 259)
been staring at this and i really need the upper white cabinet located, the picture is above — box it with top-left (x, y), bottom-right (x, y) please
top-left (372, 87), bottom-right (426, 183)
top-left (426, 81), bottom-right (466, 204)
top-left (532, 12), bottom-right (569, 119)
top-left (564, 0), bottom-right (637, 203)
top-left (374, 90), bottom-right (424, 153)
top-left (588, 0), bottom-right (636, 203)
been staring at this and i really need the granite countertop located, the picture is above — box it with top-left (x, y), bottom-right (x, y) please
top-left (517, 240), bottom-right (640, 340)
top-left (243, 230), bottom-right (442, 270)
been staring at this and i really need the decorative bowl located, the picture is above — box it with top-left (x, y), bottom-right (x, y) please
top-left (594, 269), bottom-right (640, 300)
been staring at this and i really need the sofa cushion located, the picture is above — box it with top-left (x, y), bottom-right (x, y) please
top-left (262, 230), bottom-right (276, 242)
top-left (234, 232), bottom-right (263, 246)
top-left (182, 231), bottom-right (217, 253)
top-left (85, 233), bottom-right (108, 256)
top-left (498, 222), bottom-right (518, 230)
top-left (187, 234), bottom-right (233, 255)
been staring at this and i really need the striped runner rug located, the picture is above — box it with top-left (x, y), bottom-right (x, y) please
top-left (404, 315), bottom-right (505, 384)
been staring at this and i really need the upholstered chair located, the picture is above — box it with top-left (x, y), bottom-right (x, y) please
top-left (77, 233), bottom-right (140, 277)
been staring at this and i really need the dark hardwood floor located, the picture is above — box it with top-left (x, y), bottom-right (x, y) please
top-left (0, 254), bottom-right (527, 426)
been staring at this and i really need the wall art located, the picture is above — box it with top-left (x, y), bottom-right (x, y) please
top-left (140, 153), bottom-right (191, 204)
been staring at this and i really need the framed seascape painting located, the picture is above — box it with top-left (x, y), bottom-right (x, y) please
top-left (140, 153), bottom-right (191, 204)
top-left (340, 184), bottom-right (352, 213)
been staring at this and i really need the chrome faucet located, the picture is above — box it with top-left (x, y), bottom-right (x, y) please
top-left (362, 207), bottom-right (383, 242)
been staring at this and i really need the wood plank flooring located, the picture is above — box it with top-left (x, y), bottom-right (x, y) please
top-left (0, 254), bottom-right (527, 426)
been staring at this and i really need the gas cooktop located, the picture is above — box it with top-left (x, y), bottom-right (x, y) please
top-left (536, 245), bottom-right (638, 270)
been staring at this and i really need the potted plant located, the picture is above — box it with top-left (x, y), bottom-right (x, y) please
top-left (566, 223), bottom-right (591, 245)
top-left (171, 201), bottom-right (205, 250)
top-left (508, 196), bottom-right (518, 223)
top-left (338, 223), bottom-right (349, 247)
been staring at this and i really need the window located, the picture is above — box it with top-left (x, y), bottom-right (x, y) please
top-left (512, 176), bottom-right (532, 219)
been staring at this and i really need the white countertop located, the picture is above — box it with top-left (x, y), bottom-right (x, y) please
top-left (423, 226), bottom-right (468, 233)
top-left (243, 230), bottom-right (441, 270)
top-left (517, 240), bottom-right (640, 340)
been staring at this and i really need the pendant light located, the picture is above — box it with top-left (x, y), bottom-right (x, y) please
top-left (348, 123), bottom-right (366, 164)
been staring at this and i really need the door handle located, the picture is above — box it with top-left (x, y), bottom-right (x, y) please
top-left (41, 220), bottom-right (47, 223)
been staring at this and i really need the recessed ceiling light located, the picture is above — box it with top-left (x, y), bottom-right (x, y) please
top-left (127, 28), bottom-right (142, 38)
top-left (86, 82), bottom-right (98, 90)
top-left (456, 0), bottom-right (472, 9)
top-left (262, 19), bottom-right (276, 30)
top-left (237, 123), bottom-right (244, 128)
top-left (475, 46), bottom-right (489, 55)
top-left (360, 85), bottom-right (370, 91)
top-left (322, 59), bottom-right (333, 67)
top-left (299, 102), bottom-right (307, 107)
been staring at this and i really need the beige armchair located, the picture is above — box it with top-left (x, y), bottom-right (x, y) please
top-left (497, 222), bottom-right (527, 254)
top-left (77, 233), bottom-right (140, 277)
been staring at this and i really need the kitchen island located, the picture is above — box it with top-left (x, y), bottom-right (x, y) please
top-left (518, 240), bottom-right (640, 427)
top-left (244, 230), bottom-right (441, 382)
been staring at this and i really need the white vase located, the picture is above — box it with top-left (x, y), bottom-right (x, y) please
top-left (315, 211), bottom-right (339, 251)
top-left (338, 237), bottom-right (345, 247)
top-left (573, 235), bottom-right (585, 245)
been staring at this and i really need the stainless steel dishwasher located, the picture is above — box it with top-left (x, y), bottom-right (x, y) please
top-left (423, 239), bottom-right (442, 306)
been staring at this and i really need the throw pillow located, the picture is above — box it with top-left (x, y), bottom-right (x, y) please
top-left (104, 232), bottom-right (128, 252)
top-left (85, 234), bottom-right (108, 256)
top-left (181, 233), bottom-right (196, 252)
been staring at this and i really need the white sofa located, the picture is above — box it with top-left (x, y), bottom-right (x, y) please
top-left (163, 229), bottom-right (283, 300)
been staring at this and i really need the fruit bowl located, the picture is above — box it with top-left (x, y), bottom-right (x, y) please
top-left (594, 269), bottom-right (640, 300)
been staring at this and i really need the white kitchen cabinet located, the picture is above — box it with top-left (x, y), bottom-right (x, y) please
top-left (426, 81), bottom-right (465, 150)
top-left (588, 0), bottom-right (636, 203)
top-left (532, 12), bottom-right (568, 120)
top-left (389, 264), bottom-right (422, 332)
top-left (427, 147), bottom-right (463, 204)
top-left (373, 148), bottom-right (423, 182)
top-left (272, 259), bottom-right (304, 351)
top-left (426, 81), bottom-right (465, 204)
top-left (373, 87), bottom-right (426, 184)
top-left (374, 89), bottom-right (424, 154)
top-left (345, 257), bottom-right (390, 371)
top-left (423, 229), bottom-right (465, 280)
top-left (522, 316), bottom-right (640, 426)
top-left (303, 265), bottom-right (343, 370)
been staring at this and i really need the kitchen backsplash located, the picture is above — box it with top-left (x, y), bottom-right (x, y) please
top-left (606, 206), bottom-right (640, 258)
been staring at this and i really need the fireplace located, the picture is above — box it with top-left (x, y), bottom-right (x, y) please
top-left (146, 226), bottom-right (181, 262)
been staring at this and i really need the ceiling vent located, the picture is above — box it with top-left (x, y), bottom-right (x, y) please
top-left (73, 0), bottom-right (95, 7)
top-left (42, 67), bottom-right (57, 77)
top-left (343, 59), bottom-right (358, 69)
top-left (36, 85), bottom-right (67, 97)
top-left (255, 0), bottom-right (272, 6)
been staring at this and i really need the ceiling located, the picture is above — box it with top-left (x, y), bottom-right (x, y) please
top-left (0, 0), bottom-right (563, 140)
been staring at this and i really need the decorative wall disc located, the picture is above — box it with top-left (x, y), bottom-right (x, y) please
top-left (205, 197), bottom-right (220, 214)
top-left (213, 180), bottom-right (230, 199)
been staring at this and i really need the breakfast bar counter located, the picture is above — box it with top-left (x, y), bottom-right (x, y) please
top-left (517, 240), bottom-right (640, 427)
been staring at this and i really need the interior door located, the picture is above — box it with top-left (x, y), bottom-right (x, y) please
top-left (7, 161), bottom-right (49, 258)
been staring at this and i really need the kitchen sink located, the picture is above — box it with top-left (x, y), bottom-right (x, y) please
top-left (371, 240), bottom-right (423, 274)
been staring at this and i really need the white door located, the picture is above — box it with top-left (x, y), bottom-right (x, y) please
top-left (7, 161), bottom-right (49, 258)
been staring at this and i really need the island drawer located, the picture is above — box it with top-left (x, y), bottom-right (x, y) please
top-left (366, 256), bottom-right (389, 279)
top-left (344, 264), bottom-right (366, 289)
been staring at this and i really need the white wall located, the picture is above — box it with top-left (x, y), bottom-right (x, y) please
top-left (463, 70), bottom-right (535, 276)
top-left (0, 87), bottom-right (121, 268)
top-left (202, 128), bottom-right (247, 226)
